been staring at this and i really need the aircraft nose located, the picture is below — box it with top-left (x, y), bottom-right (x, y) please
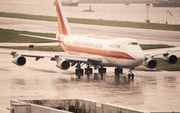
top-left (135, 52), bottom-right (145, 66)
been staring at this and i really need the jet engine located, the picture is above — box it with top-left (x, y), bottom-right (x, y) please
top-left (12, 56), bottom-right (26, 66)
top-left (164, 54), bottom-right (177, 64)
top-left (144, 58), bottom-right (157, 69)
top-left (56, 60), bottom-right (70, 70)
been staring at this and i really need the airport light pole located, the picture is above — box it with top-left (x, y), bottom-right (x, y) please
top-left (145, 5), bottom-right (150, 24)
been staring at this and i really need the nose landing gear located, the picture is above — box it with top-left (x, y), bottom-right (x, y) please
top-left (128, 67), bottom-right (134, 79)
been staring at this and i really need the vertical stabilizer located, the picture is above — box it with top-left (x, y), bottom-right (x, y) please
top-left (55, 0), bottom-right (72, 35)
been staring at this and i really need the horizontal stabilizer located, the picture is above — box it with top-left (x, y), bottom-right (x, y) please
top-left (83, 34), bottom-right (94, 37)
top-left (20, 34), bottom-right (61, 42)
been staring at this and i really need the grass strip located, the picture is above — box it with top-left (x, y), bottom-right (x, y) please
top-left (140, 44), bottom-right (175, 50)
top-left (68, 18), bottom-right (180, 31)
top-left (0, 46), bottom-right (63, 52)
top-left (1, 12), bottom-right (180, 31)
top-left (0, 44), bottom-right (175, 52)
top-left (0, 28), bottom-right (56, 43)
top-left (0, 12), bottom-right (57, 22)
top-left (155, 58), bottom-right (180, 71)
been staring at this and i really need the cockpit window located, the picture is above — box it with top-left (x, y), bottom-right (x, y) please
top-left (128, 42), bottom-right (138, 45)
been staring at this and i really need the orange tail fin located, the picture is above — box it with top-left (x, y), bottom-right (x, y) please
top-left (55, 0), bottom-right (72, 35)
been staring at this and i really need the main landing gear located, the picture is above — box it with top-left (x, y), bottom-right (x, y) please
top-left (75, 63), bottom-right (135, 79)
top-left (98, 67), bottom-right (106, 73)
top-left (75, 63), bottom-right (93, 75)
top-left (75, 68), bottom-right (84, 75)
top-left (115, 68), bottom-right (123, 75)
top-left (85, 65), bottom-right (93, 74)
top-left (75, 64), bottom-right (107, 76)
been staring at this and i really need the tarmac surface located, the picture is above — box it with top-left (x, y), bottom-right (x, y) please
top-left (0, 50), bottom-right (180, 113)
top-left (0, 17), bottom-right (180, 112)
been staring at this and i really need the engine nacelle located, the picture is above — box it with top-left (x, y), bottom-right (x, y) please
top-left (144, 59), bottom-right (157, 69)
top-left (164, 54), bottom-right (177, 64)
top-left (56, 60), bottom-right (70, 70)
top-left (12, 56), bottom-right (26, 66)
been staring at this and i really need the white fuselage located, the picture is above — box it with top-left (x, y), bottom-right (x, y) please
top-left (53, 0), bottom-right (145, 69)
top-left (57, 34), bottom-right (145, 68)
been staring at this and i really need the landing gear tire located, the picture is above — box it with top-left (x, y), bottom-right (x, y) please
top-left (98, 68), bottom-right (106, 73)
top-left (128, 67), bottom-right (134, 79)
top-left (132, 74), bottom-right (134, 79)
top-left (128, 73), bottom-right (134, 79)
top-left (115, 68), bottom-right (123, 75)
top-left (85, 68), bottom-right (93, 74)
top-left (76, 69), bottom-right (83, 75)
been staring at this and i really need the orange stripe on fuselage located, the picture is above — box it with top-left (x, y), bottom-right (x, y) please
top-left (57, 33), bottom-right (135, 60)
top-left (60, 41), bottom-right (135, 60)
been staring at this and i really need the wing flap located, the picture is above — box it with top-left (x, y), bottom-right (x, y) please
top-left (53, 55), bottom-right (102, 64)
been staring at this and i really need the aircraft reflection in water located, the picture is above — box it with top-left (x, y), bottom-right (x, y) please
top-left (75, 72), bottom-right (105, 81)
top-left (75, 72), bottom-right (133, 88)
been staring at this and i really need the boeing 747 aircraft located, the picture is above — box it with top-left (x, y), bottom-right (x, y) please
top-left (7, 0), bottom-right (180, 79)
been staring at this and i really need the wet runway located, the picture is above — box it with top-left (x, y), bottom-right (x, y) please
top-left (1, 50), bottom-right (180, 112)
top-left (1, 17), bottom-right (180, 112)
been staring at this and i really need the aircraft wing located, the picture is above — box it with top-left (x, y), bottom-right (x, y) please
top-left (1, 32), bottom-right (102, 65)
top-left (19, 52), bottom-right (102, 64)
top-left (0, 48), bottom-right (102, 65)
top-left (144, 47), bottom-right (180, 57)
